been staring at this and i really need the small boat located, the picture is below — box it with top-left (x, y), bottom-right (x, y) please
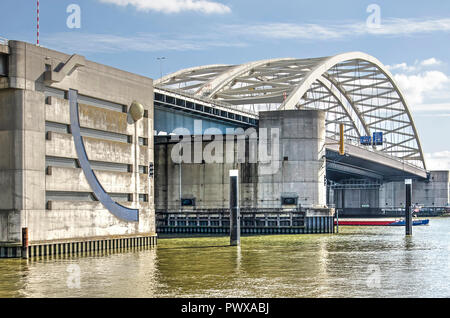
top-left (335, 218), bottom-right (395, 226)
top-left (388, 219), bottom-right (430, 226)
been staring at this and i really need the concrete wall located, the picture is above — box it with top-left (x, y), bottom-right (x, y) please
top-left (334, 188), bottom-right (379, 209)
top-left (331, 171), bottom-right (449, 214)
top-left (380, 171), bottom-right (450, 207)
top-left (0, 40), bottom-right (155, 244)
top-left (258, 110), bottom-right (326, 208)
top-left (155, 137), bottom-right (256, 210)
top-left (155, 109), bottom-right (327, 210)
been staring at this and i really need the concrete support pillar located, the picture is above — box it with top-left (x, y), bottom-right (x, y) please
top-left (258, 110), bottom-right (326, 208)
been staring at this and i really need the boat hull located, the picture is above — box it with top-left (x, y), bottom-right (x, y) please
top-left (388, 219), bottom-right (430, 226)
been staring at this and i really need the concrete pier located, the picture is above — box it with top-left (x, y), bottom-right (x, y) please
top-left (0, 40), bottom-right (157, 257)
top-left (0, 234), bottom-right (157, 259)
top-left (156, 209), bottom-right (334, 235)
top-left (154, 109), bottom-right (333, 235)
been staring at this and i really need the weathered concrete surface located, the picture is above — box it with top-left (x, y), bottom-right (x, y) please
top-left (334, 188), bottom-right (380, 209)
top-left (0, 44), bottom-right (9, 55)
top-left (0, 88), bottom-right (45, 242)
top-left (155, 139), bottom-right (244, 210)
top-left (0, 40), bottom-right (155, 245)
top-left (332, 170), bottom-right (449, 214)
top-left (154, 109), bottom-right (327, 211)
top-left (46, 167), bottom-right (148, 194)
top-left (258, 110), bottom-right (327, 208)
top-left (380, 171), bottom-right (450, 207)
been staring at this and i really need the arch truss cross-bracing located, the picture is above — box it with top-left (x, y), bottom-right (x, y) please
top-left (156, 52), bottom-right (426, 170)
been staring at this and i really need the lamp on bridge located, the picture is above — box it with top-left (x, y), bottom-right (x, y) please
top-left (339, 123), bottom-right (345, 156)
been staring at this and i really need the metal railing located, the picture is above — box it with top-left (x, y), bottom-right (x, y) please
top-left (381, 206), bottom-right (450, 217)
top-left (156, 202), bottom-right (322, 210)
top-left (155, 87), bottom-right (258, 117)
top-left (0, 37), bottom-right (8, 45)
top-left (156, 208), bottom-right (306, 230)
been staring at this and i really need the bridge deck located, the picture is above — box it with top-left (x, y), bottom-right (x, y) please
top-left (326, 138), bottom-right (428, 180)
top-left (153, 90), bottom-right (428, 180)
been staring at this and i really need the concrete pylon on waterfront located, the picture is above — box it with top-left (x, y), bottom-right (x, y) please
top-left (0, 40), bottom-right (156, 257)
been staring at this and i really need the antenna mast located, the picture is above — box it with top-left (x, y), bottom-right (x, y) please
top-left (37, 0), bottom-right (40, 46)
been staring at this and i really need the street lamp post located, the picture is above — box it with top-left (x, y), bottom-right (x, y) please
top-left (157, 57), bottom-right (167, 79)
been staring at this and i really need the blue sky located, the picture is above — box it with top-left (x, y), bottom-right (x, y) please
top-left (1, 0), bottom-right (450, 169)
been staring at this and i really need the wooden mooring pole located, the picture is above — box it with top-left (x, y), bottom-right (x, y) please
top-left (405, 179), bottom-right (413, 236)
top-left (336, 209), bottom-right (339, 234)
top-left (230, 170), bottom-right (240, 246)
top-left (22, 227), bottom-right (29, 259)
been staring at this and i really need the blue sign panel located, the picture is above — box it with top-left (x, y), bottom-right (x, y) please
top-left (373, 132), bottom-right (383, 146)
top-left (360, 136), bottom-right (372, 146)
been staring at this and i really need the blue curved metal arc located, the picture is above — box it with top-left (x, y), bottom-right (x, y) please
top-left (69, 89), bottom-right (139, 222)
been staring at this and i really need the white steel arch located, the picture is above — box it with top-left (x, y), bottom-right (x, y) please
top-left (154, 64), bottom-right (233, 92)
top-left (156, 52), bottom-right (426, 170)
top-left (196, 58), bottom-right (296, 97)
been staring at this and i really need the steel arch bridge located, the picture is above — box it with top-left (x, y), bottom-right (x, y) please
top-left (155, 52), bottom-right (426, 171)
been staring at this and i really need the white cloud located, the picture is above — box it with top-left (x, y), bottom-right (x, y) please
top-left (364, 18), bottom-right (450, 36)
top-left (386, 62), bottom-right (418, 73)
top-left (224, 23), bottom-right (343, 40)
top-left (387, 59), bottom-right (450, 118)
top-left (421, 58), bottom-right (442, 67)
top-left (417, 113), bottom-right (450, 118)
top-left (412, 103), bottom-right (450, 113)
top-left (394, 71), bottom-right (449, 105)
top-left (223, 18), bottom-right (450, 41)
top-left (43, 32), bottom-right (245, 54)
top-left (425, 151), bottom-right (450, 170)
top-left (98, 0), bottom-right (231, 14)
top-left (386, 58), bottom-right (444, 73)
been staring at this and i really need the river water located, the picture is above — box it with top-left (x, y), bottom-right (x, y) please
top-left (1, 218), bottom-right (449, 298)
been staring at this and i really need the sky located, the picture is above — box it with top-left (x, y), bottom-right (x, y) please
top-left (1, 0), bottom-right (450, 169)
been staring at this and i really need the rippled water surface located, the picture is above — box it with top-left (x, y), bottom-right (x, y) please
top-left (1, 218), bottom-right (449, 298)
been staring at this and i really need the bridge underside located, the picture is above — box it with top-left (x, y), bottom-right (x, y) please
top-left (326, 151), bottom-right (427, 182)
top-left (325, 137), bottom-right (428, 182)
top-left (324, 132), bottom-right (427, 181)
